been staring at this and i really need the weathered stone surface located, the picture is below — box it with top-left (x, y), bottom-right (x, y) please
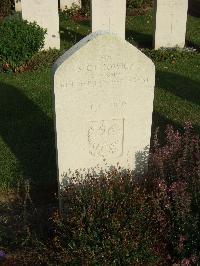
top-left (91, 0), bottom-right (126, 39)
top-left (60, 0), bottom-right (81, 10)
top-left (52, 32), bottom-right (155, 186)
top-left (153, 0), bottom-right (188, 49)
top-left (21, 0), bottom-right (60, 50)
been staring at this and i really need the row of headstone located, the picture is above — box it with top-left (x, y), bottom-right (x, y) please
top-left (18, 0), bottom-right (188, 50)
top-left (14, 0), bottom-right (81, 12)
top-left (18, 0), bottom-right (188, 209)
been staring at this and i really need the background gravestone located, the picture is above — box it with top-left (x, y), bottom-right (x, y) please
top-left (91, 0), bottom-right (126, 39)
top-left (21, 0), bottom-right (60, 50)
top-left (53, 32), bottom-right (155, 188)
top-left (15, 0), bottom-right (21, 12)
top-left (153, 0), bottom-right (188, 49)
top-left (60, 0), bottom-right (81, 10)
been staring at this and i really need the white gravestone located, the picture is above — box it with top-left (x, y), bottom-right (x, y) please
top-left (153, 0), bottom-right (188, 49)
top-left (91, 0), bottom-right (126, 39)
top-left (53, 32), bottom-right (155, 189)
top-left (21, 0), bottom-right (60, 50)
top-left (60, 0), bottom-right (81, 10)
top-left (15, 0), bottom-right (22, 12)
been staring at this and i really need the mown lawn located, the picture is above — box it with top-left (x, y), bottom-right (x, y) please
top-left (0, 10), bottom-right (199, 190)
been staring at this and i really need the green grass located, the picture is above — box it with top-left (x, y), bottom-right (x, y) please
top-left (0, 69), bottom-right (56, 189)
top-left (0, 10), bottom-right (199, 189)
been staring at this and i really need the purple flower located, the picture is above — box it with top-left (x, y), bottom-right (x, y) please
top-left (0, 250), bottom-right (6, 260)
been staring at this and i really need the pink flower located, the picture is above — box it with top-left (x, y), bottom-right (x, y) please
top-left (181, 258), bottom-right (191, 266)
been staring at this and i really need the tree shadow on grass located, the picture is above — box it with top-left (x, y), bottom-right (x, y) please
top-left (151, 111), bottom-right (181, 147)
top-left (125, 29), bottom-right (153, 48)
top-left (156, 70), bottom-right (200, 107)
top-left (60, 26), bottom-right (86, 44)
top-left (188, 3), bottom-right (200, 18)
top-left (185, 39), bottom-right (200, 52)
top-left (78, 19), bottom-right (90, 28)
top-left (150, 111), bottom-right (200, 148)
top-left (0, 82), bottom-right (57, 199)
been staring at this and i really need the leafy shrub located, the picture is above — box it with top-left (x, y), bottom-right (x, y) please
top-left (55, 171), bottom-right (164, 265)
top-left (148, 123), bottom-right (200, 264)
top-left (1, 123), bottom-right (200, 265)
top-left (127, 0), bottom-right (152, 9)
top-left (0, 15), bottom-right (46, 71)
top-left (143, 47), bottom-right (197, 63)
top-left (62, 3), bottom-right (90, 19)
top-left (52, 123), bottom-right (199, 265)
top-left (62, 3), bottom-right (81, 17)
top-left (0, 0), bottom-right (14, 20)
top-left (25, 49), bottom-right (61, 71)
top-left (66, 0), bottom-right (153, 17)
top-left (62, 0), bottom-right (153, 20)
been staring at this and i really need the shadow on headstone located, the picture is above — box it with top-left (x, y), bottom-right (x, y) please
top-left (78, 19), bottom-right (90, 28)
top-left (0, 82), bottom-right (57, 194)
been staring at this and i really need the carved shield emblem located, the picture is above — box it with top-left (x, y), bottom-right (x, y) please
top-left (88, 119), bottom-right (124, 158)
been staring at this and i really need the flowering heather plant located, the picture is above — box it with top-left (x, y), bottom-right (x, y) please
top-left (2, 123), bottom-right (199, 265)
top-left (52, 122), bottom-right (199, 265)
top-left (148, 122), bottom-right (200, 263)
top-left (53, 169), bottom-right (166, 265)
top-left (0, 250), bottom-right (6, 261)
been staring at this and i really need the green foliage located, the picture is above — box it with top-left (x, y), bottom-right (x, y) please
top-left (53, 124), bottom-right (200, 265)
top-left (127, 0), bottom-right (152, 9)
top-left (1, 125), bottom-right (199, 265)
top-left (62, 3), bottom-right (81, 17)
top-left (143, 47), bottom-right (197, 63)
top-left (26, 49), bottom-right (61, 70)
top-left (0, 15), bottom-right (46, 70)
top-left (57, 171), bottom-right (162, 265)
top-left (0, 11), bottom-right (199, 265)
top-left (79, 0), bottom-right (152, 13)
top-left (61, 3), bottom-right (90, 19)
top-left (148, 123), bottom-right (200, 263)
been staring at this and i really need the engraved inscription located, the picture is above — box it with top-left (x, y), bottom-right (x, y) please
top-left (89, 100), bottom-right (127, 113)
top-left (159, 0), bottom-right (183, 8)
top-left (59, 61), bottom-right (149, 90)
top-left (88, 119), bottom-right (124, 158)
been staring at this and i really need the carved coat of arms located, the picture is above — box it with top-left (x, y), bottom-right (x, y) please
top-left (88, 119), bottom-right (124, 158)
